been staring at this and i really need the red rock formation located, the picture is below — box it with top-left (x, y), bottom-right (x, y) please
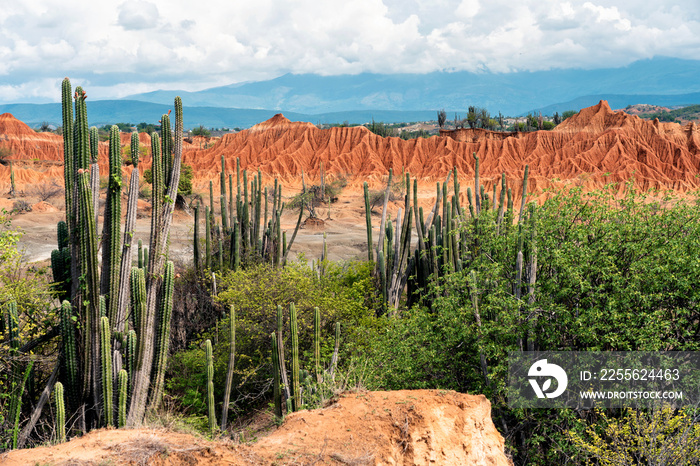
top-left (3, 102), bottom-right (700, 197)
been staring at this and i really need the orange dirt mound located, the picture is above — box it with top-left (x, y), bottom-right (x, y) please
top-left (1, 390), bottom-right (511, 465)
top-left (3, 101), bottom-right (700, 197)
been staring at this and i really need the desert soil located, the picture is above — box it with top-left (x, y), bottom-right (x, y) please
top-left (1, 390), bottom-right (512, 466)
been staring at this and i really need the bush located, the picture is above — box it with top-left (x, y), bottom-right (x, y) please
top-left (166, 260), bottom-right (377, 420)
top-left (357, 185), bottom-right (700, 463)
top-left (143, 163), bottom-right (193, 197)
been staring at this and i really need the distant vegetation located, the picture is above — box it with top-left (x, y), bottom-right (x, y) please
top-left (639, 104), bottom-right (700, 123)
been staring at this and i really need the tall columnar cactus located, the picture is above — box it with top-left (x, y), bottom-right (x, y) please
top-left (100, 316), bottom-right (114, 427)
top-left (205, 339), bottom-right (216, 436)
top-left (363, 181), bottom-right (373, 261)
top-left (129, 267), bottom-right (146, 336)
top-left (117, 370), bottom-right (128, 428)
top-left (77, 169), bottom-right (100, 405)
top-left (125, 329), bottom-right (137, 400)
top-left (54, 80), bottom-right (185, 432)
top-left (54, 381), bottom-right (66, 443)
top-left (313, 307), bottom-right (321, 383)
top-left (221, 305), bottom-right (235, 430)
top-left (114, 131), bottom-right (141, 337)
top-left (148, 261), bottom-right (174, 412)
top-left (9, 161), bottom-right (15, 197)
top-left (193, 205), bottom-right (200, 273)
top-left (89, 126), bottom-right (100, 229)
top-left (205, 206), bottom-right (212, 269)
top-left (59, 301), bottom-right (79, 409)
top-left (271, 332), bottom-right (282, 418)
top-left (289, 303), bottom-right (300, 412)
top-left (61, 78), bottom-right (74, 226)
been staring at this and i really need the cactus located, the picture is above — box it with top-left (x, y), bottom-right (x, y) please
top-left (59, 300), bottom-right (79, 409)
top-left (518, 164), bottom-right (530, 224)
top-left (271, 332), bottom-right (282, 418)
top-left (289, 303), bottom-right (300, 412)
top-left (276, 305), bottom-right (290, 405)
top-left (117, 370), bottom-right (128, 428)
top-left (125, 329), bottom-right (136, 399)
top-left (221, 305), bottom-right (235, 430)
top-left (363, 181), bottom-right (373, 261)
top-left (9, 161), bottom-right (15, 197)
top-left (313, 307), bottom-right (321, 383)
top-left (205, 339), bottom-right (217, 436)
top-left (54, 381), bottom-right (66, 443)
top-left (129, 267), bottom-right (146, 336)
top-left (148, 260), bottom-right (174, 412)
top-left (54, 80), bottom-right (185, 429)
top-left (100, 316), bottom-right (113, 426)
top-left (205, 206), bottom-right (212, 269)
top-left (114, 132), bottom-right (141, 336)
top-left (9, 360), bottom-right (34, 449)
top-left (138, 239), bottom-right (144, 269)
top-left (193, 204), bottom-right (200, 272)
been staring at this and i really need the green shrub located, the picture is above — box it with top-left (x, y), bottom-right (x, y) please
top-left (167, 260), bottom-right (377, 420)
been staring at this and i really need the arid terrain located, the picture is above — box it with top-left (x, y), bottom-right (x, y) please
top-left (3, 100), bottom-right (700, 265)
top-left (1, 390), bottom-right (511, 465)
top-left (3, 100), bottom-right (700, 464)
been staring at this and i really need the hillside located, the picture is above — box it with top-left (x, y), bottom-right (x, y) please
top-left (3, 101), bottom-right (700, 198)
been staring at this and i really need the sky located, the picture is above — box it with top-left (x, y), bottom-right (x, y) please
top-left (1, 0), bottom-right (699, 104)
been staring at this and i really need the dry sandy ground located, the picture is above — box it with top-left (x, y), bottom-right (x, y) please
top-left (1, 390), bottom-right (512, 466)
top-left (3, 185), bottom-right (432, 268)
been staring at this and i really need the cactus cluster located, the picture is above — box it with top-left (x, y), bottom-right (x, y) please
top-left (365, 156), bottom-right (535, 316)
top-left (39, 78), bottom-right (183, 441)
top-left (195, 157), bottom-right (304, 274)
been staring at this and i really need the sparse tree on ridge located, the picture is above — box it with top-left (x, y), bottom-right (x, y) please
top-left (437, 109), bottom-right (447, 128)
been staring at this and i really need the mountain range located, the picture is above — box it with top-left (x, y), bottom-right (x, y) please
top-left (1, 57), bottom-right (699, 128)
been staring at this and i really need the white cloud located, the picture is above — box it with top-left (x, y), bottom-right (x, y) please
top-left (118, 0), bottom-right (160, 30)
top-left (0, 0), bottom-right (699, 103)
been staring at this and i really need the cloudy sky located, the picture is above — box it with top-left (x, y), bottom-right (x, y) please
top-left (1, 0), bottom-right (698, 104)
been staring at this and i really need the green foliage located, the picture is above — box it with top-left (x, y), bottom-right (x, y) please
top-left (359, 184), bottom-right (700, 463)
top-left (0, 211), bottom-right (55, 343)
top-left (639, 104), bottom-right (700, 123)
top-left (144, 163), bottom-right (193, 196)
top-left (568, 405), bottom-right (700, 465)
top-left (562, 109), bottom-right (577, 120)
top-left (167, 260), bottom-right (376, 420)
top-left (365, 119), bottom-right (397, 137)
top-left (191, 125), bottom-right (211, 138)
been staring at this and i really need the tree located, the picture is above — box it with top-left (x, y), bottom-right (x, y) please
top-left (562, 110), bottom-right (576, 120)
top-left (553, 112), bottom-right (561, 125)
top-left (467, 106), bottom-right (477, 129)
top-left (437, 109), bottom-right (447, 128)
top-left (192, 125), bottom-right (211, 138)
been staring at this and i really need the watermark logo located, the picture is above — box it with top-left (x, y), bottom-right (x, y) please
top-left (528, 359), bottom-right (568, 398)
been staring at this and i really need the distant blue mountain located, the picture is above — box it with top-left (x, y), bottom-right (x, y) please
top-left (3, 57), bottom-right (699, 129)
top-left (0, 101), bottom-right (437, 129)
top-left (124, 57), bottom-right (700, 117)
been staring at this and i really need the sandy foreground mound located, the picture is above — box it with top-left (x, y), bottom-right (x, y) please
top-left (1, 390), bottom-right (511, 465)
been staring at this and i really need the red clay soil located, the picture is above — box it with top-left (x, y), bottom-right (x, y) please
top-left (1, 390), bottom-right (511, 466)
top-left (2, 100), bottom-right (700, 197)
